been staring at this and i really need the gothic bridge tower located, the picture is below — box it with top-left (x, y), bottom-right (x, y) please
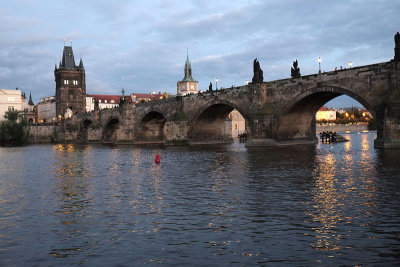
top-left (54, 44), bottom-right (86, 119)
top-left (177, 51), bottom-right (198, 96)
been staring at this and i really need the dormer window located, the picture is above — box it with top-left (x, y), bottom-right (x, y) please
top-left (98, 100), bottom-right (101, 103)
top-left (110, 100), bottom-right (114, 103)
top-left (104, 100), bottom-right (107, 103)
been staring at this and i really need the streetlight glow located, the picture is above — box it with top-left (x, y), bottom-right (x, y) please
top-left (318, 57), bottom-right (322, 73)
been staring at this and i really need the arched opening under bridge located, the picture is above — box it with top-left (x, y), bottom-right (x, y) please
top-left (135, 111), bottom-right (166, 144)
top-left (276, 88), bottom-right (375, 143)
top-left (190, 103), bottom-right (249, 145)
top-left (102, 117), bottom-right (119, 143)
top-left (77, 119), bottom-right (92, 143)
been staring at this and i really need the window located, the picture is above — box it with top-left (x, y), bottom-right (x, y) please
top-left (64, 80), bottom-right (69, 85)
top-left (104, 100), bottom-right (107, 103)
top-left (73, 80), bottom-right (78, 85)
top-left (8, 106), bottom-right (14, 111)
top-left (110, 100), bottom-right (114, 103)
top-left (7, 97), bottom-right (15, 101)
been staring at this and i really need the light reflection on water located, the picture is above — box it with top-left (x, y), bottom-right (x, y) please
top-left (0, 132), bottom-right (399, 266)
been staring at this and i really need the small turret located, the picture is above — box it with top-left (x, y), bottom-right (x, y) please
top-left (79, 58), bottom-right (84, 69)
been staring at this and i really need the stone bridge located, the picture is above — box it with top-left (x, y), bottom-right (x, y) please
top-left (67, 59), bottom-right (400, 148)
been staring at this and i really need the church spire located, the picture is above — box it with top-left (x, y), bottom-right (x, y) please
top-left (28, 91), bottom-right (34, 106)
top-left (181, 50), bottom-right (195, 82)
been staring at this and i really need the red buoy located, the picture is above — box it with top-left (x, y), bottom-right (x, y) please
top-left (155, 154), bottom-right (160, 164)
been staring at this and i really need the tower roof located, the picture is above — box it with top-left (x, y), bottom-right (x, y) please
top-left (60, 46), bottom-right (76, 69)
top-left (181, 51), bottom-right (196, 82)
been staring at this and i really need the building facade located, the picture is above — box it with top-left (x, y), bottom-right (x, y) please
top-left (85, 93), bottom-right (168, 112)
top-left (229, 109), bottom-right (246, 137)
top-left (54, 45), bottom-right (86, 119)
top-left (316, 107), bottom-right (336, 121)
top-left (0, 89), bottom-right (35, 122)
top-left (86, 95), bottom-right (126, 112)
top-left (177, 52), bottom-right (198, 96)
top-left (37, 96), bottom-right (56, 123)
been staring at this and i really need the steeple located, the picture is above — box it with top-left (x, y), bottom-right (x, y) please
top-left (181, 50), bottom-right (196, 82)
top-left (28, 92), bottom-right (34, 106)
top-left (177, 50), bottom-right (198, 96)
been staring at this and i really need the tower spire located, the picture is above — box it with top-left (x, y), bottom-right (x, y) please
top-left (28, 91), bottom-right (34, 106)
top-left (182, 50), bottom-right (194, 82)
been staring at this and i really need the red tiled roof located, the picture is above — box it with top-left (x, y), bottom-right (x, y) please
top-left (87, 94), bottom-right (132, 103)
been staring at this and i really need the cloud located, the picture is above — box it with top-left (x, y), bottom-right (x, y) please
top-left (1, 0), bottom-right (399, 107)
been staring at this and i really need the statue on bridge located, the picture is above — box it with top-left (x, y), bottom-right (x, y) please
top-left (94, 99), bottom-right (99, 111)
top-left (252, 58), bottom-right (264, 83)
top-left (395, 32), bottom-right (400, 61)
top-left (291, 59), bottom-right (301, 78)
top-left (208, 82), bottom-right (213, 92)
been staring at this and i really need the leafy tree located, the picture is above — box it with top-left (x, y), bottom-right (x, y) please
top-left (0, 110), bottom-right (29, 146)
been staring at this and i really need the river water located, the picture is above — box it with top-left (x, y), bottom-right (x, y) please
top-left (0, 131), bottom-right (399, 266)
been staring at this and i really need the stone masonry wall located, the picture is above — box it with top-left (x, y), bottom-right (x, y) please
top-left (164, 121), bottom-right (189, 145)
top-left (28, 125), bottom-right (56, 143)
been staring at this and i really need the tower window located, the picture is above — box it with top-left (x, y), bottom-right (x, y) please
top-left (64, 80), bottom-right (69, 85)
top-left (73, 80), bottom-right (78, 85)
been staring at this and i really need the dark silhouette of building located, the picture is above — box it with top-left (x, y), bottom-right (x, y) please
top-left (54, 44), bottom-right (86, 119)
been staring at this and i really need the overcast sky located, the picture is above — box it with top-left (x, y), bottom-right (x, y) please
top-left (1, 0), bottom-right (399, 107)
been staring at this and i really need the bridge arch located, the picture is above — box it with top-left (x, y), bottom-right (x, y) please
top-left (102, 117), bottom-right (120, 142)
top-left (135, 110), bottom-right (167, 143)
top-left (77, 118), bottom-right (93, 142)
top-left (276, 85), bottom-right (376, 141)
top-left (189, 100), bottom-right (250, 144)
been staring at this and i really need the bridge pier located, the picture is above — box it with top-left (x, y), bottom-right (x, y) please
top-left (374, 103), bottom-right (400, 148)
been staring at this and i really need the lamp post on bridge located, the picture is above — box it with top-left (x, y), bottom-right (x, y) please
top-left (245, 80), bottom-right (248, 85)
top-left (318, 57), bottom-right (322, 73)
top-left (349, 61), bottom-right (352, 68)
top-left (215, 77), bottom-right (218, 90)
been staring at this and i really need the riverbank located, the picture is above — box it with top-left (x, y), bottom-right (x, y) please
top-left (316, 124), bottom-right (369, 133)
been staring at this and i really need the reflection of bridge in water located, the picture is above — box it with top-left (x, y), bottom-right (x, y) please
top-left (70, 40), bottom-right (400, 148)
